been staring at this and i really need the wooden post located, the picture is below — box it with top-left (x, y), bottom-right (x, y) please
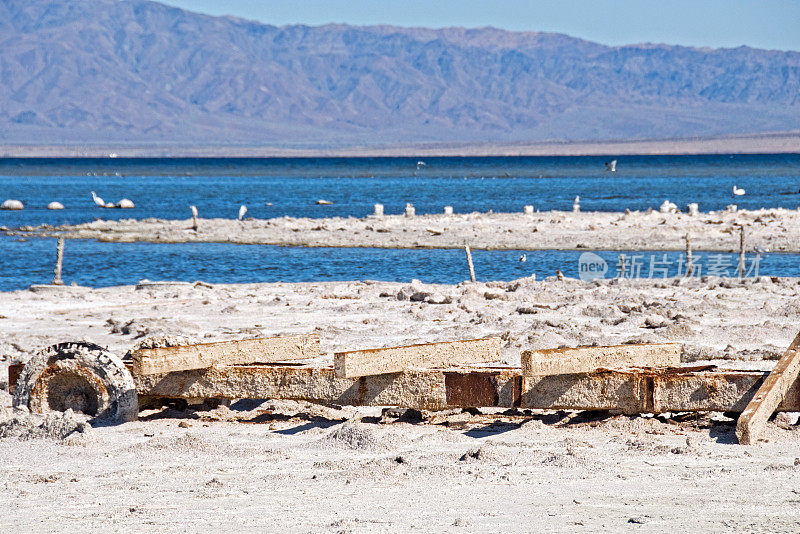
top-left (685, 234), bottom-right (694, 277)
top-left (190, 206), bottom-right (198, 231)
top-left (736, 331), bottom-right (800, 444)
top-left (737, 226), bottom-right (746, 278)
top-left (464, 245), bottom-right (476, 282)
top-left (52, 238), bottom-right (64, 286)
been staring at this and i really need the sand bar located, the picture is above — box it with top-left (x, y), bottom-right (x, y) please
top-left (5, 207), bottom-right (800, 251)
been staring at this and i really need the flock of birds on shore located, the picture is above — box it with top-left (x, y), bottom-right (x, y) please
top-left (0, 191), bottom-right (135, 211)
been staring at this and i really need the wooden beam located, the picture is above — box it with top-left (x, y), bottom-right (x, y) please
top-left (135, 365), bottom-right (518, 410)
top-left (736, 331), bottom-right (800, 444)
top-left (133, 363), bottom-right (800, 414)
top-left (333, 337), bottom-right (501, 378)
top-left (522, 343), bottom-right (682, 376)
top-left (130, 334), bottom-right (320, 375)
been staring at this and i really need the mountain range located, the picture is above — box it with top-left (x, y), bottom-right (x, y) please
top-left (1, 0), bottom-right (799, 148)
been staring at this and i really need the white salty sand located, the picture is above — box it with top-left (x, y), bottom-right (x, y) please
top-left (8, 207), bottom-right (800, 251)
top-left (2, 276), bottom-right (800, 532)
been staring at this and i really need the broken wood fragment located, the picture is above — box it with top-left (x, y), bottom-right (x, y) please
top-left (736, 331), bottom-right (800, 444)
top-left (130, 334), bottom-right (320, 375)
top-left (521, 343), bottom-right (681, 376)
top-left (333, 337), bottom-right (501, 378)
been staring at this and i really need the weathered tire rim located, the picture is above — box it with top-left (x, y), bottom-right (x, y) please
top-left (13, 341), bottom-right (138, 423)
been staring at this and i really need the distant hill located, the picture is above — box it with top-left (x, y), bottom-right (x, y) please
top-left (1, 0), bottom-right (799, 148)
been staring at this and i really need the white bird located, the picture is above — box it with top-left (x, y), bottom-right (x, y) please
top-left (519, 253), bottom-right (527, 263)
top-left (417, 160), bottom-right (426, 167)
top-left (116, 199), bottom-right (135, 209)
top-left (47, 201), bottom-right (64, 210)
top-left (733, 185), bottom-right (746, 196)
top-left (1, 199), bottom-right (24, 210)
top-left (605, 159), bottom-right (617, 172)
top-left (238, 205), bottom-right (247, 220)
top-left (90, 191), bottom-right (106, 207)
top-left (190, 205), bottom-right (199, 231)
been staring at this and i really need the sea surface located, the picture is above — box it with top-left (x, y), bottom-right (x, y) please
top-left (1, 154), bottom-right (799, 289)
top-left (0, 236), bottom-right (795, 291)
top-left (0, 154), bottom-right (799, 227)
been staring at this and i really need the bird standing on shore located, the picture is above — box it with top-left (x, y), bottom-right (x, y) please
top-left (733, 185), bottom-right (746, 196)
top-left (238, 205), bottom-right (247, 220)
top-left (90, 191), bottom-right (106, 207)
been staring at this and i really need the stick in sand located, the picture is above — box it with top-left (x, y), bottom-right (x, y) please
top-left (737, 226), bottom-right (746, 278)
top-left (52, 238), bottom-right (64, 286)
top-left (464, 245), bottom-right (476, 282)
top-left (685, 234), bottom-right (694, 277)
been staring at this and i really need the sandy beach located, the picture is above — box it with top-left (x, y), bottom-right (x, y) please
top-left (7, 207), bottom-right (800, 252)
top-left (2, 276), bottom-right (800, 531)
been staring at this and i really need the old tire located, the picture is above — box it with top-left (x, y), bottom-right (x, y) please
top-left (12, 342), bottom-right (138, 422)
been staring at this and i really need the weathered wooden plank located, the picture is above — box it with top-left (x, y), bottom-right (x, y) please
top-left (333, 337), bottom-right (501, 378)
top-left (736, 331), bottom-right (800, 444)
top-left (133, 363), bottom-right (800, 414)
top-left (522, 343), bottom-right (682, 376)
top-left (130, 334), bottom-right (320, 375)
top-left (525, 368), bottom-right (800, 414)
top-left (135, 365), bottom-right (519, 410)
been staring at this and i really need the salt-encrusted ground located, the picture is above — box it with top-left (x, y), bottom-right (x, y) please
top-left (2, 277), bottom-right (800, 532)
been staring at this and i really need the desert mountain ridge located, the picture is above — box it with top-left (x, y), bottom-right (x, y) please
top-left (1, 0), bottom-right (799, 149)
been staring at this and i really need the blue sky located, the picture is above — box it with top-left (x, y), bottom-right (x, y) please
top-left (159, 0), bottom-right (800, 51)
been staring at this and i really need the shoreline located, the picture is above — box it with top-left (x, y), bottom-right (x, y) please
top-left (1, 132), bottom-right (800, 158)
top-left (6, 208), bottom-right (800, 252)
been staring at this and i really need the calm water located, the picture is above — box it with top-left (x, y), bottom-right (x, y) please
top-left (0, 155), bottom-right (799, 228)
top-left (0, 236), bottom-right (796, 291)
top-left (1, 155), bottom-right (799, 289)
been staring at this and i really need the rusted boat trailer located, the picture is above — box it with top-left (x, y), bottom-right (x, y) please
top-left (8, 331), bottom-right (800, 445)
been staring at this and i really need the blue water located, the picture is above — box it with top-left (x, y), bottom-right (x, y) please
top-left (1, 155), bottom-right (799, 289)
top-left (0, 236), bottom-right (796, 291)
top-left (0, 155), bottom-right (799, 228)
